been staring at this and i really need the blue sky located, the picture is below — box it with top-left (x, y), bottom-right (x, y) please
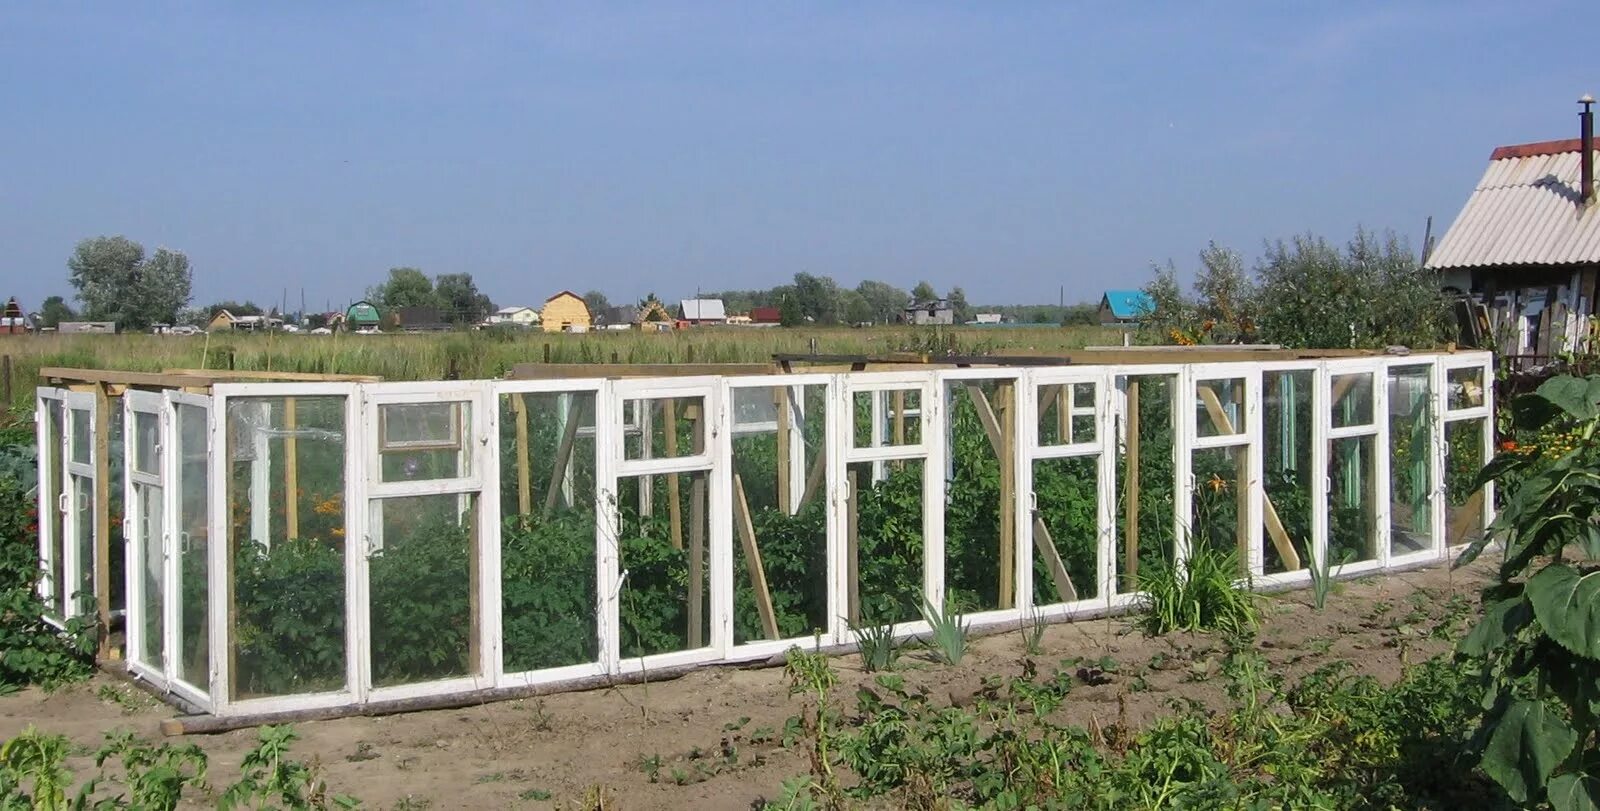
top-left (0, 2), bottom-right (1592, 311)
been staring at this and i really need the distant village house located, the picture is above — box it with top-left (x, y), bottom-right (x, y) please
top-left (679, 299), bottom-right (727, 326)
top-left (1098, 290), bottom-right (1154, 326)
top-left (486, 306), bottom-right (539, 328)
top-left (540, 291), bottom-right (592, 333)
top-left (903, 298), bottom-right (954, 326)
top-left (0, 298), bottom-right (26, 334)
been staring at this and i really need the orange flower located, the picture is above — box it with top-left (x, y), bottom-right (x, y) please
top-left (1499, 440), bottom-right (1517, 452)
top-left (1206, 473), bottom-right (1228, 493)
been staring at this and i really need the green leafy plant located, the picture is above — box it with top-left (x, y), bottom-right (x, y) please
top-left (1454, 374), bottom-right (1600, 809)
top-left (220, 725), bottom-right (358, 810)
top-left (1305, 541), bottom-right (1352, 611)
top-left (920, 599), bottom-right (968, 666)
top-left (1137, 545), bottom-right (1259, 636)
top-left (849, 621), bottom-right (901, 673)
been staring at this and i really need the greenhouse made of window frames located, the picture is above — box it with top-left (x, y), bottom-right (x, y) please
top-left (33, 349), bottom-right (1495, 730)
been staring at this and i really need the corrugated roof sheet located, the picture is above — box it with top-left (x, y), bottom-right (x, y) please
top-left (1426, 138), bottom-right (1600, 270)
top-left (1101, 290), bottom-right (1153, 319)
top-left (680, 299), bottom-right (727, 320)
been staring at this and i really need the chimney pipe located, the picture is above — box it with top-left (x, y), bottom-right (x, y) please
top-left (1582, 94), bottom-right (1596, 206)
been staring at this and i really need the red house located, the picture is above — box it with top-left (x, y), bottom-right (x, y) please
top-left (749, 306), bottom-right (782, 324)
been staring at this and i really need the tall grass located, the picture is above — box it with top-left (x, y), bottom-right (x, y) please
top-left (0, 325), bottom-right (1116, 424)
top-left (1137, 546), bottom-right (1259, 637)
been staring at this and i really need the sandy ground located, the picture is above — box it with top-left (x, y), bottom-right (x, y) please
top-left (1, 560), bottom-right (1494, 810)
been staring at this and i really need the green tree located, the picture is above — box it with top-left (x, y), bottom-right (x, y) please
top-left (582, 290), bottom-right (611, 317)
top-left (434, 273), bottom-right (493, 323)
top-left (841, 290), bottom-right (874, 325)
top-left (911, 280), bottom-right (938, 302)
top-left (368, 267), bottom-right (439, 311)
top-left (778, 293), bottom-right (804, 327)
top-left (947, 286), bottom-right (971, 323)
top-left (791, 273), bottom-right (842, 325)
top-left (855, 280), bottom-right (908, 325)
top-left (66, 236), bottom-right (193, 330)
top-left (38, 295), bottom-right (74, 328)
top-left (203, 300), bottom-right (264, 318)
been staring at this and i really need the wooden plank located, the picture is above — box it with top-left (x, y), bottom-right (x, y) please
top-left (284, 398), bottom-right (299, 540)
top-left (1196, 384), bottom-right (1300, 570)
top-left (1448, 490), bottom-right (1486, 546)
top-left (963, 383), bottom-right (1004, 452)
top-left (92, 383), bottom-right (112, 659)
top-left (542, 399), bottom-right (586, 515)
top-left (997, 382), bottom-right (1015, 609)
top-left (511, 395), bottom-right (531, 515)
top-left (797, 444), bottom-right (827, 510)
top-left (1031, 515), bottom-right (1078, 603)
top-left (161, 369), bottom-right (382, 383)
top-left (1123, 379), bottom-right (1140, 592)
top-left (1058, 383), bottom-right (1071, 443)
top-left (732, 472), bottom-right (780, 640)
top-left (664, 400), bottom-right (683, 550)
top-left (846, 469), bottom-right (860, 625)
top-left (42, 367), bottom-right (212, 389)
top-left (774, 387), bottom-right (791, 514)
top-left (687, 409), bottom-right (706, 649)
top-left (892, 390), bottom-right (906, 446)
top-left (509, 362), bottom-right (773, 380)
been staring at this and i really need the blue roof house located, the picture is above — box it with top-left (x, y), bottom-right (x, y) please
top-left (1098, 290), bottom-right (1153, 325)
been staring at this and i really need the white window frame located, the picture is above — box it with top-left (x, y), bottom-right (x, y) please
top-left (123, 389), bottom-right (168, 689)
top-left (1321, 360), bottom-right (1386, 578)
top-left (163, 390), bottom-right (214, 710)
top-left (35, 388), bottom-right (66, 622)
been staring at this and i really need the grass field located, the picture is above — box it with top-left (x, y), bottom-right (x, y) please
top-left (0, 325), bottom-right (1120, 423)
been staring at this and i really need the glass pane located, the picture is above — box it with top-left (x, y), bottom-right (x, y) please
top-left (499, 390), bottom-right (600, 671)
top-left (623, 397), bottom-right (706, 461)
top-left (729, 385), bottom-right (828, 645)
top-left (1032, 455), bottom-right (1100, 605)
top-left (72, 475), bottom-right (95, 617)
top-left (1038, 382), bottom-right (1097, 446)
top-left (175, 403), bottom-right (210, 692)
top-left (1448, 367), bottom-right (1486, 410)
top-left (1331, 373), bottom-right (1374, 428)
top-left (44, 402), bottom-right (65, 617)
top-left (1263, 371), bottom-right (1312, 574)
top-left (1446, 419), bottom-right (1487, 547)
top-left (1388, 366), bottom-right (1433, 556)
top-left (1115, 375), bottom-right (1177, 594)
top-left (618, 471), bottom-right (711, 657)
top-left (1328, 435), bottom-right (1378, 565)
top-left (379, 402), bottom-right (471, 482)
top-left (134, 483), bottom-right (165, 672)
top-left (71, 407), bottom-right (90, 464)
top-left (945, 381), bottom-right (1016, 613)
top-left (848, 459), bottom-right (925, 626)
top-left (133, 410), bottom-right (160, 475)
top-left (369, 494), bottom-right (479, 687)
top-left (1191, 445), bottom-right (1248, 573)
top-left (852, 389), bottom-right (922, 448)
top-left (1195, 379), bottom-right (1245, 438)
top-left (228, 396), bottom-right (347, 699)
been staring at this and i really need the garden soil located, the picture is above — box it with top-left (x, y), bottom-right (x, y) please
top-left (0, 559), bottom-right (1494, 810)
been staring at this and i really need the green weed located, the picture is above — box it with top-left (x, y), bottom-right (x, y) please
top-left (1136, 545), bottom-right (1259, 636)
top-left (919, 599), bottom-right (968, 666)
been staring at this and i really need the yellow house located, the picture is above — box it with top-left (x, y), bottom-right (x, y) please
top-left (208, 309), bottom-right (237, 332)
top-left (540, 291), bottom-right (592, 333)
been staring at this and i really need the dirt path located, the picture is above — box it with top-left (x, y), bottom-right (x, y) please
top-left (1, 560), bottom-right (1493, 809)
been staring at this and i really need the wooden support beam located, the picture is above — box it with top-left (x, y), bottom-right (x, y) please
top-left (964, 383), bottom-right (1004, 452)
top-left (732, 472), bottom-right (780, 640)
top-left (509, 362), bottom-right (773, 380)
top-left (1448, 490), bottom-right (1486, 546)
top-left (797, 444), bottom-right (827, 511)
top-left (1058, 384), bottom-right (1071, 443)
top-left (1031, 515), bottom-right (1079, 603)
top-left (846, 469), bottom-right (860, 626)
top-left (1195, 384), bottom-right (1300, 570)
top-left (1123, 379), bottom-right (1141, 592)
top-left (92, 383), bottom-right (112, 659)
top-left (997, 382), bottom-right (1016, 609)
top-left (511, 395), bottom-right (531, 516)
top-left (284, 398), bottom-right (299, 540)
top-left (161, 369), bottom-right (383, 383)
top-left (687, 408), bottom-right (705, 649)
top-left (892, 390), bottom-right (906, 446)
top-left (42, 367), bottom-right (212, 389)
top-left (543, 399), bottom-right (585, 515)
top-left (774, 388), bottom-right (792, 514)
top-left (664, 400), bottom-right (683, 550)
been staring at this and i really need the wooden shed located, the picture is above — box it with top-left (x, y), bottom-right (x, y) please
top-left (540, 291), bottom-right (592, 333)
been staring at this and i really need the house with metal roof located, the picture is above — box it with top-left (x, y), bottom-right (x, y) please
top-left (1426, 96), bottom-right (1600, 359)
top-left (679, 299), bottom-right (727, 325)
top-left (1098, 290), bottom-right (1153, 325)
